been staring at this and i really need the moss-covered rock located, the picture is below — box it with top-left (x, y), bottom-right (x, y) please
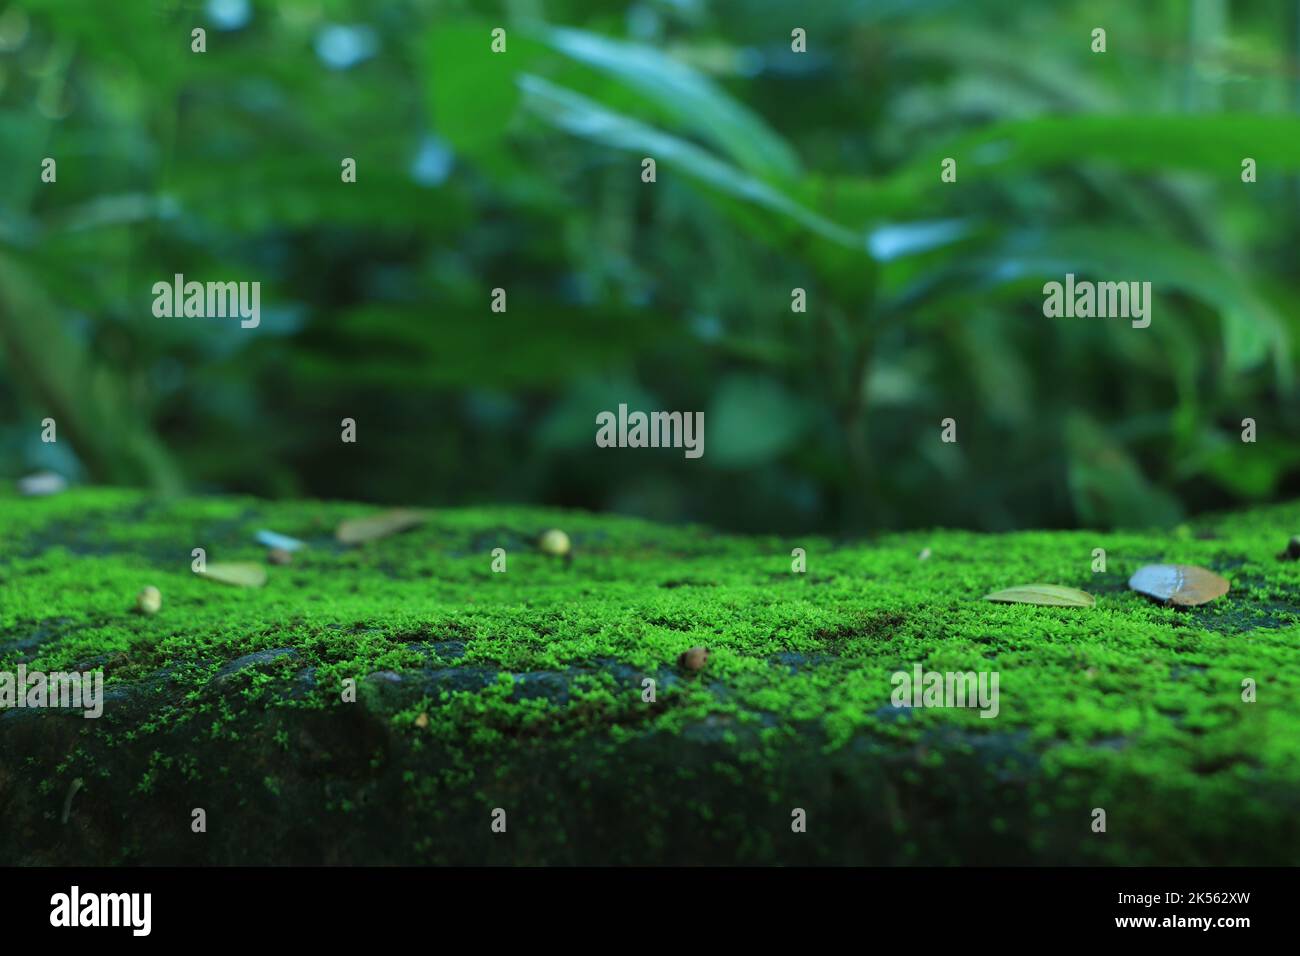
top-left (2, 488), bottom-right (1298, 864)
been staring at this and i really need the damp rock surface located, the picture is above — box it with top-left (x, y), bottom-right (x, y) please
top-left (2, 488), bottom-right (1299, 865)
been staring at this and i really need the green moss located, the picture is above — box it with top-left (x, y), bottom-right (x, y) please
top-left (3, 487), bottom-right (1299, 864)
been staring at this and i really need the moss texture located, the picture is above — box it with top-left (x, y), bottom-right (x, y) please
top-left (2, 487), bottom-right (1299, 865)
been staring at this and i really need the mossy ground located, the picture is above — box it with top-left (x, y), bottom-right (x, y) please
top-left (2, 488), bottom-right (1299, 864)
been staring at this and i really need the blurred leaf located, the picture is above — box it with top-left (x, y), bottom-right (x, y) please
top-left (891, 227), bottom-right (1294, 386)
top-left (425, 21), bottom-right (546, 159)
top-left (537, 378), bottom-right (660, 452)
top-left (309, 302), bottom-right (667, 390)
top-left (1197, 437), bottom-right (1300, 498)
top-left (0, 110), bottom-right (55, 213)
top-left (900, 114), bottom-right (1300, 185)
top-left (533, 25), bottom-right (801, 181)
top-left (901, 25), bottom-right (1116, 113)
top-left (1222, 305), bottom-right (1271, 373)
top-left (1008, 228), bottom-right (1293, 385)
top-left (0, 253), bottom-right (182, 491)
top-left (519, 75), bottom-right (862, 248)
top-left (815, 115), bottom-right (1300, 221)
top-left (167, 152), bottom-right (469, 231)
top-left (868, 220), bottom-right (971, 262)
top-left (1065, 414), bottom-right (1182, 529)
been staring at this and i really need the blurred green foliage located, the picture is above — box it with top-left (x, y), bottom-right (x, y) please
top-left (2, 0), bottom-right (1299, 532)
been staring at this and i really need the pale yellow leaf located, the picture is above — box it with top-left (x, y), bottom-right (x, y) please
top-left (983, 584), bottom-right (1096, 607)
top-left (335, 509), bottom-right (427, 545)
top-left (198, 562), bottom-right (268, 588)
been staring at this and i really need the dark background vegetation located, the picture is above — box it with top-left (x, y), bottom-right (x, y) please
top-left (2, 0), bottom-right (1299, 534)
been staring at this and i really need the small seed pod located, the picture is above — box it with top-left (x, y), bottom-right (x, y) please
top-left (679, 646), bottom-right (709, 672)
top-left (268, 547), bottom-right (293, 565)
top-left (136, 585), bottom-right (162, 615)
top-left (538, 528), bottom-right (571, 557)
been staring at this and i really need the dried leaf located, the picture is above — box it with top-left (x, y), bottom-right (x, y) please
top-left (1128, 564), bottom-right (1229, 606)
top-left (198, 562), bottom-right (268, 588)
top-left (983, 584), bottom-right (1096, 607)
top-left (335, 509), bottom-right (426, 544)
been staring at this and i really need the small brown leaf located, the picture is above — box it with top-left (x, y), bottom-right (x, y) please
top-left (197, 562), bottom-right (268, 588)
top-left (983, 585), bottom-right (1096, 607)
top-left (335, 509), bottom-right (426, 545)
top-left (1127, 564), bottom-right (1229, 606)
